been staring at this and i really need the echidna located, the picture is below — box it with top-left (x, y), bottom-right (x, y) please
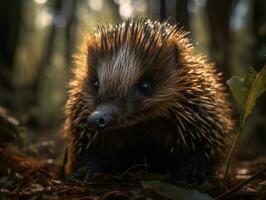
top-left (63, 19), bottom-right (233, 181)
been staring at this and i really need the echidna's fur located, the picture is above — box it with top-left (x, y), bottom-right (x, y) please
top-left (63, 19), bottom-right (233, 181)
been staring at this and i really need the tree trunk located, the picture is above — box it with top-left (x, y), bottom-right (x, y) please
top-left (0, 1), bottom-right (23, 110)
top-left (206, 0), bottom-right (232, 80)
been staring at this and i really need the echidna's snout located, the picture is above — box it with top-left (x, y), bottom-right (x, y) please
top-left (87, 111), bottom-right (108, 129)
top-left (87, 104), bottom-right (121, 130)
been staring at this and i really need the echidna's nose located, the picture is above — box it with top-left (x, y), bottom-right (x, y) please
top-left (87, 111), bottom-right (108, 129)
top-left (87, 104), bottom-right (121, 130)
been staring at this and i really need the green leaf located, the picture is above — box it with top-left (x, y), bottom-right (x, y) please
top-left (142, 181), bottom-right (214, 200)
top-left (227, 65), bottom-right (266, 125)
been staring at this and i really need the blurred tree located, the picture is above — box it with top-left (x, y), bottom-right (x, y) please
top-left (157, 0), bottom-right (190, 31)
top-left (65, 0), bottom-right (80, 78)
top-left (248, 0), bottom-right (266, 156)
top-left (206, 0), bottom-right (233, 80)
top-left (109, 0), bottom-right (121, 22)
top-left (30, 0), bottom-right (80, 125)
top-left (0, 1), bottom-right (23, 110)
top-left (252, 0), bottom-right (266, 115)
top-left (160, 0), bottom-right (166, 21)
top-left (33, 0), bottom-right (64, 94)
top-left (175, 0), bottom-right (189, 31)
top-left (252, 0), bottom-right (266, 69)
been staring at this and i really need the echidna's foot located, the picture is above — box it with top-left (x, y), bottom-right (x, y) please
top-left (68, 166), bottom-right (93, 182)
top-left (173, 166), bottom-right (211, 183)
top-left (170, 155), bottom-right (214, 183)
top-left (69, 155), bottom-right (215, 183)
top-left (68, 154), bottom-right (113, 182)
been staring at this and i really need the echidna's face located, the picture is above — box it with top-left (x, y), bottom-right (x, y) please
top-left (83, 20), bottom-right (181, 130)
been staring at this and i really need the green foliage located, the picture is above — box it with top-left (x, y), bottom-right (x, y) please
top-left (142, 181), bottom-right (214, 200)
top-left (224, 65), bottom-right (266, 181)
top-left (227, 65), bottom-right (266, 125)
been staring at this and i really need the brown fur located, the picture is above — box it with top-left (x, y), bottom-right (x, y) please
top-left (63, 19), bottom-right (234, 180)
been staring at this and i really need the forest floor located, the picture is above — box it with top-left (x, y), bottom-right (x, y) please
top-left (0, 109), bottom-right (266, 200)
top-left (0, 146), bottom-right (266, 200)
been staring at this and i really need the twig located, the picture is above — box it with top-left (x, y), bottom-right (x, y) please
top-left (217, 165), bottom-right (266, 199)
top-left (223, 124), bottom-right (242, 185)
top-left (121, 163), bottom-right (150, 177)
top-left (64, 181), bottom-right (141, 187)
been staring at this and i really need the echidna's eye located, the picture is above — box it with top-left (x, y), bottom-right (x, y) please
top-left (93, 80), bottom-right (99, 91)
top-left (138, 81), bottom-right (152, 96)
